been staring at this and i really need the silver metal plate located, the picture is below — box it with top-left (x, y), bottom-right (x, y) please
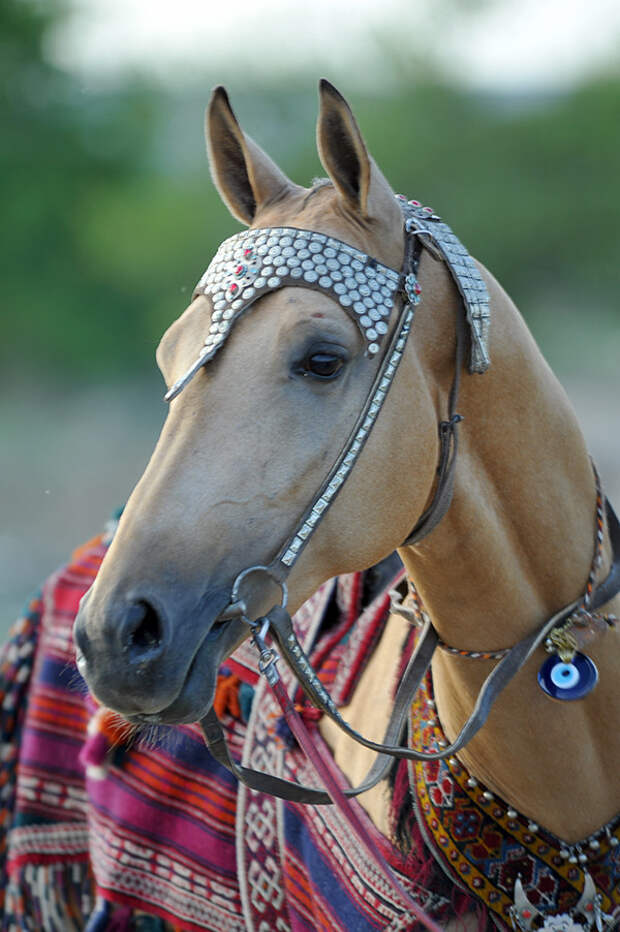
top-left (165, 226), bottom-right (404, 401)
top-left (402, 200), bottom-right (491, 373)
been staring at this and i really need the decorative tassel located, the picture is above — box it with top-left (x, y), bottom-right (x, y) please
top-left (213, 672), bottom-right (242, 720)
top-left (239, 682), bottom-right (254, 722)
top-left (213, 672), bottom-right (256, 723)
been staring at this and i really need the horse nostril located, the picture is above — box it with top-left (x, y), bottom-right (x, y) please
top-left (121, 600), bottom-right (165, 655)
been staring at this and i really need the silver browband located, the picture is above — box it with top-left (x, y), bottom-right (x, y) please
top-left (164, 227), bottom-right (404, 402)
top-left (399, 197), bottom-right (490, 374)
top-left (164, 199), bottom-right (490, 403)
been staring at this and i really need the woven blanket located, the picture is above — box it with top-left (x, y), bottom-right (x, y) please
top-left (2, 534), bottom-right (617, 930)
top-left (0, 535), bottom-right (466, 930)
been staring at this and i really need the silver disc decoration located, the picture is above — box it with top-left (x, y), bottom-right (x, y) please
top-left (165, 227), bottom-right (404, 401)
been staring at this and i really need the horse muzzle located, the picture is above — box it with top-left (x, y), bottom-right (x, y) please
top-left (73, 583), bottom-right (240, 723)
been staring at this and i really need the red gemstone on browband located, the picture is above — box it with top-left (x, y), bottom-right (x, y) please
top-left (235, 264), bottom-right (245, 276)
top-left (243, 248), bottom-right (253, 258)
top-left (409, 199), bottom-right (421, 206)
top-left (229, 283), bottom-right (239, 293)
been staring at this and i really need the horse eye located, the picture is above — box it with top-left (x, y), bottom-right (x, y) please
top-left (302, 352), bottom-right (344, 380)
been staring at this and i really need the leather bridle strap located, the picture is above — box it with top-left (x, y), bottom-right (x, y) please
top-left (264, 233), bottom-right (423, 582)
top-left (402, 290), bottom-right (467, 546)
top-left (202, 633), bottom-right (443, 930)
top-left (200, 497), bottom-right (620, 801)
top-left (593, 498), bottom-right (620, 606)
top-left (200, 711), bottom-right (397, 804)
top-left (194, 198), bottom-right (620, 797)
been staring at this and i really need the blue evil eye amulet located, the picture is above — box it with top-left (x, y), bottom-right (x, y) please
top-left (537, 652), bottom-right (598, 700)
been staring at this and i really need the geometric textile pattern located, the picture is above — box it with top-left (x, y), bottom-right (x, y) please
top-left (408, 664), bottom-right (620, 927)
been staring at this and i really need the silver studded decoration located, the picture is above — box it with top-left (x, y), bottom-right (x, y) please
top-left (164, 197), bottom-right (492, 403)
top-left (165, 226), bottom-right (403, 401)
top-left (399, 196), bottom-right (491, 374)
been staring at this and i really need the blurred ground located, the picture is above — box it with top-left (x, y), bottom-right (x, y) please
top-left (2, 349), bottom-right (618, 640)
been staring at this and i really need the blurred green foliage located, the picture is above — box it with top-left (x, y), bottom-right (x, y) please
top-left (1, 0), bottom-right (618, 383)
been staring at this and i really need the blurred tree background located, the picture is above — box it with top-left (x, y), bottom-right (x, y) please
top-left (1, 0), bottom-right (619, 627)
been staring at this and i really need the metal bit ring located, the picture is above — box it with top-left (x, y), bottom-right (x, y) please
top-left (230, 564), bottom-right (289, 627)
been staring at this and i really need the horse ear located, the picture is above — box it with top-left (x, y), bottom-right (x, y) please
top-left (206, 86), bottom-right (296, 226)
top-left (316, 79), bottom-right (398, 223)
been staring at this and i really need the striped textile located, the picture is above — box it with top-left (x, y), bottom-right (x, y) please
top-left (3, 534), bottom-right (247, 930)
top-left (0, 532), bottom-right (478, 930)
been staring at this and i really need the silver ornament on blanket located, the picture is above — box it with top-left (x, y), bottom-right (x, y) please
top-left (510, 873), bottom-right (615, 931)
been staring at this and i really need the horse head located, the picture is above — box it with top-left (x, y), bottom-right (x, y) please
top-left (74, 81), bottom-right (462, 724)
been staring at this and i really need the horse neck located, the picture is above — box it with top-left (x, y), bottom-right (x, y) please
top-left (398, 269), bottom-right (620, 842)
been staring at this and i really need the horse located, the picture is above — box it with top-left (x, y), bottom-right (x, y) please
top-left (11, 80), bottom-right (619, 930)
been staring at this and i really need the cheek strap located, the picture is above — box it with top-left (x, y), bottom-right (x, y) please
top-left (401, 302), bottom-right (467, 546)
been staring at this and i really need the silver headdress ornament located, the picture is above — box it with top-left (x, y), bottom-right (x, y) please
top-left (164, 195), bottom-right (491, 403)
top-left (510, 872), bottom-right (616, 931)
top-left (164, 226), bottom-right (403, 401)
top-left (398, 197), bottom-right (491, 374)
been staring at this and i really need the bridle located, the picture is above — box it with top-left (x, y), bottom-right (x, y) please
top-left (163, 195), bottom-right (620, 926)
top-left (164, 193), bottom-right (620, 795)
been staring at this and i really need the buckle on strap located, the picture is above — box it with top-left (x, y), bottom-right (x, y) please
top-left (252, 616), bottom-right (281, 687)
top-left (439, 412), bottom-right (464, 437)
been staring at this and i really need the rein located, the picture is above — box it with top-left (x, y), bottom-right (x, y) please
top-left (199, 503), bottom-right (620, 927)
